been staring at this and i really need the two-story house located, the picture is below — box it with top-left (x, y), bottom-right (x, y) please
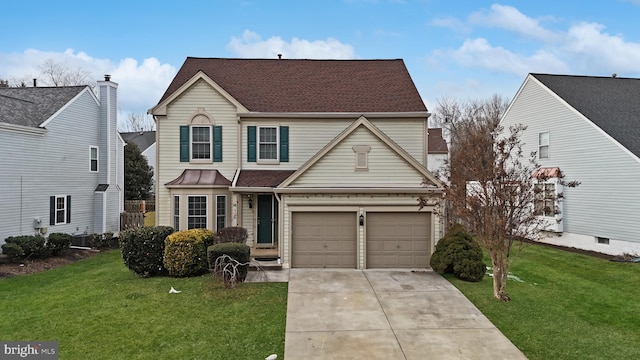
top-left (150, 57), bottom-right (444, 269)
top-left (501, 73), bottom-right (640, 256)
top-left (0, 77), bottom-right (124, 244)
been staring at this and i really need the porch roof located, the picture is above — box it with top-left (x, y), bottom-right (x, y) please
top-left (234, 170), bottom-right (296, 188)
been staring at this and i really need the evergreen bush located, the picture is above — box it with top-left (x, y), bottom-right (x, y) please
top-left (430, 224), bottom-right (486, 282)
top-left (46, 233), bottom-right (72, 255)
top-left (163, 229), bottom-right (211, 277)
top-left (207, 242), bottom-right (251, 282)
top-left (120, 226), bottom-right (174, 277)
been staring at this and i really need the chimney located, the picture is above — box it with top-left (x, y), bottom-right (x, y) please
top-left (33, 78), bottom-right (37, 87)
top-left (104, 74), bottom-right (111, 81)
top-left (278, 54), bottom-right (282, 60)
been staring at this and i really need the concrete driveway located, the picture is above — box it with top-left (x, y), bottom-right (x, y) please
top-left (284, 269), bottom-right (527, 360)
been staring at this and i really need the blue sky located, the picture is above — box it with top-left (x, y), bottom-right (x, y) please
top-left (2, 0), bottom-right (640, 121)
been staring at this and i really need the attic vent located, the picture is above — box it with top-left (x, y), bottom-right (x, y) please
top-left (352, 145), bottom-right (371, 171)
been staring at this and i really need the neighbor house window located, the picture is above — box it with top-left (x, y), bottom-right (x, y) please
top-left (90, 146), bottom-right (99, 172)
top-left (173, 195), bottom-right (180, 231)
top-left (534, 183), bottom-right (556, 217)
top-left (352, 145), bottom-right (371, 171)
top-left (50, 195), bottom-right (70, 225)
top-left (187, 195), bottom-right (207, 229)
top-left (539, 132), bottom-right (549, 159)
top-left (191, 126), bottom-right (212, 160)
top-left (258, 126), bottom-right (278, 160)
top-left (216, 195), bottom-right (226, 231)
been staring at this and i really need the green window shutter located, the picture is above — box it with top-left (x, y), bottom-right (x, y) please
top-left (179, 125), bottom-right (189, 162)
top-left (247, 126), bottom-right (256, 162)
top-left (213, 126), bottom-right (223, 162)
top-left (50, 196), bottom-right (55, 225)
top-left (280, 126), bottom-right (289, 162)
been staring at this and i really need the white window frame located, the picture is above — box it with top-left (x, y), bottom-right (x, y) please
top-left (534, 182), bottom-right (556, 218)
top-left (190, 125), bottom-right (212, 161)
top-left (90, 146), bottom-right (99, 172)
top-left (538, 131), bottom-right (550, 159)
top-left (187, 195), bottom-right (208, 229)
top-left (257, 126), bottom-right (279, 162)
top-left (173, 195), bottom-right (180, 231)
top-left (534, 178), bottom-right (563, 232)
top-left (55, 195), bottom-right (68, 225)
top-left (216, 195), bottom-right (226, 231)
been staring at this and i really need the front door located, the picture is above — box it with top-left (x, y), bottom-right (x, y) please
top-left (257, 195), bottom-right (274, 246)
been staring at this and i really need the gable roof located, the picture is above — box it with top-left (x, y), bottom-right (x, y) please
top-left (279, 116), bottom-right (442, 189)
top-left (156, 57), bottom-right (427, 113)
top-left (0, 86), bottom-right (86, 127)
top-left (428, 128), bottom-right (448, 154)
top-left (531, 73), bottom-right (640, 157)
top-left (120, 131), bottom-right (156, 152)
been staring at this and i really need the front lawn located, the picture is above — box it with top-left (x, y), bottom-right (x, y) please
top-left (447, 243), bottom-right (640, 360)
top-left (0, 250), bottom-right (288, 359)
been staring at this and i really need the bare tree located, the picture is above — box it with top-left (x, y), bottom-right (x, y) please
top-left (119, 112), bottom-right (156, 132)
top-left (38, 58), bottom-right (93, 86)
top-left (422, 95), bottom-right (578, 301)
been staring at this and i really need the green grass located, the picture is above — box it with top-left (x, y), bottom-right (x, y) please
top-left (447, 243), bottom-right (640, 360)
top-left (0, 250), bottom-right (288, 359)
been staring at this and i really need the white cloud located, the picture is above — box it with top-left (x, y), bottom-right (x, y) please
top-left (469, 4), bottom-right (558, 42)
top-left (226, 30), bottom-right (356, 59)
top-left (0, 48), bottom-right (176, 115)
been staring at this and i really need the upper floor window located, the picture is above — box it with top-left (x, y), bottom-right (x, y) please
top-left (259, 127), bottom-right (278, 160)
top-left (191, 126), bottom-right (212, 160)
top-left (247, 125), bottom-right (289, 163)
top-left (538, 131), bottom-right (549, 159)
top-left (90, 146), bottom-right (99, 172)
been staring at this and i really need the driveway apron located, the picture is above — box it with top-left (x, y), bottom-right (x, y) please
top-left (284, 269), bottom-right (527, 360)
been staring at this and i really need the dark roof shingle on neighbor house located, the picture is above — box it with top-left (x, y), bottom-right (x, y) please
top-left (120, 131), bottom-right (156, 152)
top-left (0, 86), bottom-right (86, 127)
top-left (532, 73), bottom-right (640, 158)
top-left (158, 57), bottom-right (428, 113)
top-left (427, 128), bottom-right (448, 154)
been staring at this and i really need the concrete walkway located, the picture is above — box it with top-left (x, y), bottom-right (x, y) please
top-left (284, 269), bottom-right (527, 360)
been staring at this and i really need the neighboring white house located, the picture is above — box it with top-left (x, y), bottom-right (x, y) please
top-left (501, 73), bottom-right (640, 256)
top-left (427, 128), bottom-right (448, 176)
top-left (120, 131), bottom-right (156, 189)
top-left (150, 57), bottom-right (444, 269)
top-left (0, 77), bottom-right (125, 244)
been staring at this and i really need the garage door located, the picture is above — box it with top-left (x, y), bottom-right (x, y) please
top-left (366, 212), bottom-right (431, 268)
top-left (291, 212), bottom-right (357, 268)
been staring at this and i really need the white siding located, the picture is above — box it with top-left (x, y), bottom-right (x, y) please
top-left (156, 79), bottom-right (239, 227)
top-left (501, 77), bottom-right (640, 250)
top-left (0, 90), bottom-right (119, 243)
top-left (290, 126), bottom-right (424, 187)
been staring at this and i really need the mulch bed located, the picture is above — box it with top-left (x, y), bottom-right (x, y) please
top-left (0, 249), bottom-right (103, 279)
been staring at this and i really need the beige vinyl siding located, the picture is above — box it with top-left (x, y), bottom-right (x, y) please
top-left (280, 193), bottom-right (441, 269)
top-left (240, 196), bottom-right (256, 246)
top-left (241, 116), bottom-right (426, 169)
top-left (502, 77), bottom-right (640, 244)
top-left (290, 126), bottom-right (424, 187)
top-left (156, 79), bottom-right (238, 227)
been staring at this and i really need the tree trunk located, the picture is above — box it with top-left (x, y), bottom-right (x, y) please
top-left (491, 255), bottom-right (511, 302)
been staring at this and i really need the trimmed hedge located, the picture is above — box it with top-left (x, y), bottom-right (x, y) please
top-left (2, 235), bottom-right (49, 260)
top-left (47, 233), bottom-right (72, 255)
top-left (215, 227), bottom-right (248, 244)
top-left (207, 242), bottom-right (251, 282)
top-left (430, 224), bottom-right (486, 282)
top-left (120, 226), bottom-right (174, 277)
top-left (163, 229), bottom-right (212, 277)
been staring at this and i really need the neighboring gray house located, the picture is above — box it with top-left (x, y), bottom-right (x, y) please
top-left (501, 73), bottom-right (640, 256)
top-left (0, 77), bottom-right (125, 244)
top-left (120, 131), bottom-right (156, 189)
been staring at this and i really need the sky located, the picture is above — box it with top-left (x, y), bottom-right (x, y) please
top-left (2, 0), bottom-right (640, 125)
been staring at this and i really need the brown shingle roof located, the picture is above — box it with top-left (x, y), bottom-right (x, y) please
top-left (428, 128), bottom-right (448, 154)
top-left (158, 57), bottom-right (427, 113)
top-left (165, 169), bottom-right (231, 186)
top-left (235, 170), bottom-right (296, 188)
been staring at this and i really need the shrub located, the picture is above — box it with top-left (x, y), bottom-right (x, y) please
top-left (2, 235), bottom-right (49, 259)
top-left (216, 227), bottom-right (248, 244)
top-left (430, 224), bottom-right (486, 282)
top-left (92, 232), bottom-right (119, 249)
top-left (47, 233), bottom-right (72, 255)
top-left (120, 226), bottom-right (174, 277)
top-left (208, 242), bottom-right (251, 283)
top-left (1, 243), bottom-right (24, 260)
top-left (163, 229), bottom-right (211, 277)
